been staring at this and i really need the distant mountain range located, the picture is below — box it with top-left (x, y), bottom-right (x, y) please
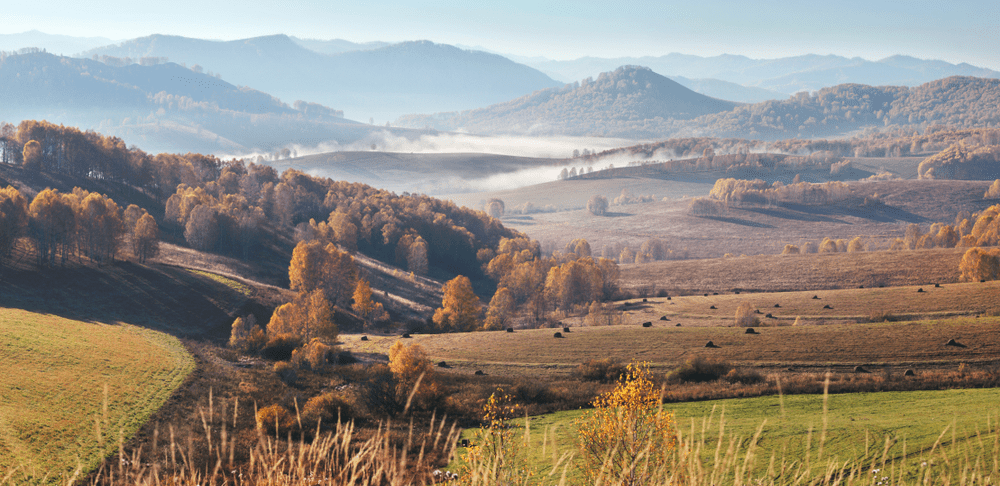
top-left (80, 35), bottom-right (563, 121)
top-left (522, 53), bottom-right (1000, 97)
top-left (0, 50), bottom-right (422, 154)
top-left (395, 66), bottom-right (738, 137)
top-left (0, 30), bottom-right (115, 56)
top-left (396, 67), bottom-right (1000, 141)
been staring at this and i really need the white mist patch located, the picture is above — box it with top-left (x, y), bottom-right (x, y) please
top-left (410, 165), bottom-right (568, 194)
top-left (224, 131), bottom-right (648, 160)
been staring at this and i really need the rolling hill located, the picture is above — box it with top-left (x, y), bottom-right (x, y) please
top-left (395, 66), bottom-right (739, 137)
top-left (81, 35), bottom-right (563, 121)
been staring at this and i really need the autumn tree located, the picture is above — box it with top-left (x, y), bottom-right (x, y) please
top-left (959, 247), bottom-right (1000, 282)
top-left (587, 195), bottom-right (609, 216)
top-left (735, 301), bottom-right (758, 327)
top-left (133, 213), bottom-right (160, 263)
top-left (575, 362), bottom-right (677, 485)
top-left (0, 186), bottom-right (29, 268)
top-left (407, 236), bottom-right (429, 275)
top-left (184, 204), bottom-right (219, 251)
top-left (483, 287), bottom-right (515, 331)
top-left (565, 238), bottom-right (592, 258)
top-left (782, 244), bottom-right (800, 254)
top-left (289, 240), bottom-right (359, 307)
top-left (818, 237), bottom-right (838, 253)
top-left (266, 290), bottom-right (337, 343)
top-left (229, 314), bottom-right (266, 353)
top-left (352, 279), bottom-right (389, 330)
top-left (904, 223), bottom-right (923, 250)
top-left (388, 340), bottom-right (440, 410)
top-left (29, 189), bottom-right (76, 267)
top-left (847, 237), bottom-right (865, 252)
top-left (77, 192), bottom-right (125, 264)
top-left (486, 198), bottom-right (505, 219)
top-left (22, 140), bottom-right (42, 171)
top-left (432, 275), bottom-right (482, 332)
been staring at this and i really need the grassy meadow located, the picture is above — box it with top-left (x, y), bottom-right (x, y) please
top-left (0, 308), bottom-right (194, 484)
top-left (454, 387), bottom-right (1000, 485)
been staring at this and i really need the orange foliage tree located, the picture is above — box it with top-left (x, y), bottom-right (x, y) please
top-left (0, 186), bottom-right (29, 267)
top-left (289, 240), bottom-right (358, 307)
top-left (352, 279), bottom-right (389, 330)
top-left (388, 340), bottom-right (439, 410)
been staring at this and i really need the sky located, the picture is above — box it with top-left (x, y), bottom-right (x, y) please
top-left (5, 0), bottom-right (1000, 68)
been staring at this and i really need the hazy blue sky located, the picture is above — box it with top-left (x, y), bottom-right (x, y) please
top-left (7, 0), bottom-right (1000, 67)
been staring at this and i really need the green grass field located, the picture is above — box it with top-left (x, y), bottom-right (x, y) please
top-left (454, 387), bottom-right (1000, 485)
top-left (0, 308), bottom-right (194, 484)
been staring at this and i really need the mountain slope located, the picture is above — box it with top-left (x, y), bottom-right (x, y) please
top-left (0, 51), bottom-right (424, 154)
top-left (82, 36), bottom-right (562, 120)
top-left (0, 30), bottom-right (115, 56)
top-left (395, 66), bottom-right (739, 137)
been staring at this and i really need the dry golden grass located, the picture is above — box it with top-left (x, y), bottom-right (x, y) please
top-left (0, 308), bottom-right (193, 484)
top-left (620, 247), bottom-right (966, 294)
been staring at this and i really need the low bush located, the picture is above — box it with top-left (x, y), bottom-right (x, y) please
top-left (723, 367), bottom-right (766, 385)
top-left (667, 356), bottom-right (732, 383)
top-left (261, 334), bottom-right (302, 361)
top-left (574, 358), bottom-right (627, 383)
top-left (274, 361), bottom-right (297, 384)
top-left (255, 404), bottom-right (295, 435)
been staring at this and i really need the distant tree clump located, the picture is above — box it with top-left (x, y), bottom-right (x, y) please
top-left (959, 247), bottom-right (1000, 282)
top-left (352, 279), bottom-right (389, 331)
top-left (483, 286), bottom-right (515, 331)
top-left (0, 186), bottom-right (29, 267)
top-left (781, 244), bottom-right (800, 255)
top-left (229, 314), bottom-right (267, 354)
top-left (587, 195), bottom-right (609, 216)
top-left (847, 237), bottom-right (865, 252)
top-left (266, 290), bottom-right (337, 343)
top-left (918, 142), bottom-right (1000, 180)
top-left (688, 197), bottom-right (724, 216)
top-left (986, 180), bottom-right (1000, 199)
top-left (486, 198), bottom-right (505, 219)
top-left (289, 240), bottom-right (358, 307)
top-left (735, 301), bottom-right (758, 327)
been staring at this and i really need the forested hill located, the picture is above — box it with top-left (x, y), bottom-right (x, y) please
top-left (694, 76), bottom-right (1000, 139)
top-left (81, 36), bottom-right (562, 120)
top-left (0, 50), bottom-right (425, 155)
top-left (395, 66), bottom-right (740, 137)
top-left (398, 74), bottom-right (1000, 140)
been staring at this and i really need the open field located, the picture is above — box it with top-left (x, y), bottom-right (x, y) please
top-left (341, 279), bottom-right (1000, 377)
top-left (619, 247), bottom-right (966, 294)
top-left (453, 178), bottom-right (992, 259)
top-left (0, 308), bottom-right (194, 483)
top-left (454, 387), bottom-right (1000, 485)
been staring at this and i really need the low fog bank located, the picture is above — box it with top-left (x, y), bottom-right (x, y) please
top-left (231, 131), bottom-right (648, 162)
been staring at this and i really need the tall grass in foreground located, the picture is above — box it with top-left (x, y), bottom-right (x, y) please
top-left (6, 379), bottom-right (1000, 485)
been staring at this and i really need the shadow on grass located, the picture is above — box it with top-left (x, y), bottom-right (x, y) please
top-left (0, 262), bottom-right (252, 344)
top-left (698, 215), bottom-right (776, 228)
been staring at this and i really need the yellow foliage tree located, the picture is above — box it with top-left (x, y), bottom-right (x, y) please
top-left (0, 186), bottom-right (29, 266)
top-left (352, 279), bottom-right (389, 330)
top-left (483, 286), bottom-right (515, 331)
top-left (388, 340), bottom-right (439, 409)
top-left (847, 237), bottom-right (865, 252)
top-left (460, 389), bottom-right (529, 484)
top-left (432, 275), bottom-right (482, 332)
top-left (959, 247), bottom-right (1000, 282)
top-left (289, 240), bottom-right (358, 307)
top-left (229, 314), bottom-right (267, 353)
top-left (575, 362), bottom-right (676, 485)
top-left (266, 290), bottom-right (337, 343)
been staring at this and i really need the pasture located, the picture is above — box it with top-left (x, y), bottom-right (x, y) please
top-left (454, 387), bottom-right (1000, 485)
top-left (342, 280), bottom-right (1000, 377)
top-left (0, 308), bottom-right (194, 484)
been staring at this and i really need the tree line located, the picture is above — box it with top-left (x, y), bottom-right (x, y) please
top-left (0, 185), bottom-right (159, 269)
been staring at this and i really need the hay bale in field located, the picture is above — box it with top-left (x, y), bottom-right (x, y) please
top-left (506, 327), bottom-right (514, 333)
top-left (745, 328), bottom-right (758, 334)
top-left (765, 313), bottom-right (773, 318)
top-left (643, 298), bottom-right (648, 302)
top-left (981, 279), bottom-right (987, 283)
top-left (945, 338), bottom-right (966, 347)
top-left (642, 322), bottom-right (653, 327)
top-left (705, 340), bottom-right (719, 348)
top-left (935, 283), bottom-right (941, 288)
top-left (754, 309), bottom-right (762, 314)
top-left (474, 370), bottom-right (485, 376)
top-left (554, 332), bottom-right (563, 338)
top-left (704, 293), bottom-right (709, 297)
top-left (667, 296), bottom-right (671, 300)
top-left (917, 288), bottom-right (924, 293)
top-left (823, 304), bottom-right (832, 309)
top-left (812, 295), bottom-right (820, 299)
top-left (735, 291), bottom-right (741, 294)
top-left (713, 292), bottom-right (719, 295)
top-left (437, 361), bottom-right (450, 368)
top-left (360, 335), bottom-right (369, 341)
top-left (402, 333), bottom-right (412, 338)
top-left (904, 369), bottom-right (915, 376)
top-left (858, 285), bottom-right (864, 289)
top-left (774, 303), bottom-right (781, 308)
top-left (854, 366), bottom-right (868, 373)
top-left (563, 327), bottom-right (570, 333)
top-left (660, 316), bottom-right (669, 321)
top-left (709, 305), bottom-right (717, 309)
top-left (675, 323), bottom-right (681, 327)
